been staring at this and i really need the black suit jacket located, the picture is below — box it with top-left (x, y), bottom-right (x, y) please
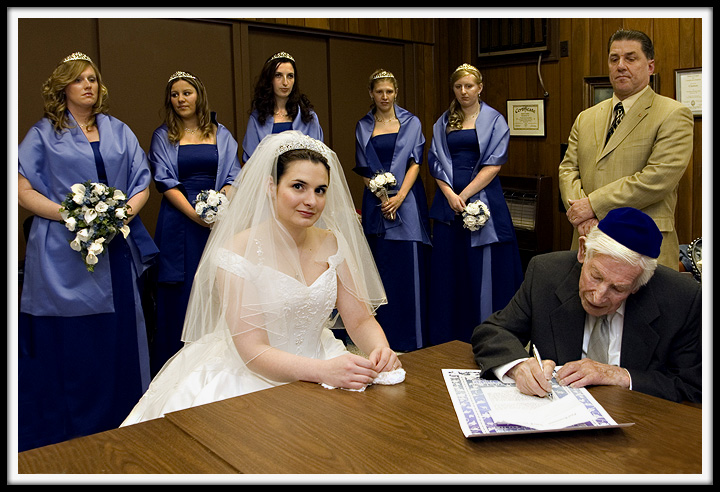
top-left (471, 251), bottom-right (702, 403)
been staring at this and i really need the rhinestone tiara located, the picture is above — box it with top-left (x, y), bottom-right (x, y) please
top-left (275, 133), bottom-right (331, 159)
top-left (168, 71), bottom-right (197, 83)
top-left (268, 51), bottom-right (295, 63)
top-left (372, 70), bottom-right (395, 80)
top-left (62, 52), bottom-right (92, 64)
top-left (453, 63), bottom-right (480, 74)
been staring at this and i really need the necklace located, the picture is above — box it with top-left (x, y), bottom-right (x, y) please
top-left (464, 107), bottom-right (480, 120)
top-left (374, 114), bottom-right (397, 123)
top-left (185, 127), bottom-right (199, 135)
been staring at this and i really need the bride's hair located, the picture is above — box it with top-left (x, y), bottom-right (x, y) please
top-left (276, 149), bottom-right (330, 181)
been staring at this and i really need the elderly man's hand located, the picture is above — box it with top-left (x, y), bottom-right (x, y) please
top-left (507, 357), bottom-right (556, 398)
top-left (555, 359), bottom-right (631, 389)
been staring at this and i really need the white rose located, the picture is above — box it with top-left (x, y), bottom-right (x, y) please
top-left (92, 183), bottom-right (107, 196)
top-left (65, 217), bottom-right (77, 232)
top-left (375, 174), bottom-right (387, 186)
top-left (385, 173), bottom-right (396, 185)
top-left (115, 208), bottom-right (127, 219)
top-left (203, 210), bottom-right (216, 224)
top-left (95, 201), bottom-right (109, 213)
top-left (76, 228), bottom-right (92, 242)
top-left (87, 240), bottom-right (104, 255)
top-left (206, 192), bottom-right (220, 207)
top-left (72, 192), bottom-right (85, 205)
top-left (195, 202), bottom-right (205, 215)
top-left (465, 202), bottom-right (480, 215)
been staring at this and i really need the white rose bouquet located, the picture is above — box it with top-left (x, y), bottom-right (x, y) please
top-left (194, 189), bottom-right (228, 225)
top-left (59, 180), bottom-right (132, 272)
top-left (462, 199), bottom-right (490, 231)
top-left (367, 171), bottom-right (398, 220)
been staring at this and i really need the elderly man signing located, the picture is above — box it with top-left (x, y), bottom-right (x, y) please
top-left (471, 207), bottom-right (701, 404)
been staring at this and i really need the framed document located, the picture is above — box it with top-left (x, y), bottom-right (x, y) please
top-left (506, 99), bottom-right (545, 137)
top-left (675, 67), bottom-right (702, 116)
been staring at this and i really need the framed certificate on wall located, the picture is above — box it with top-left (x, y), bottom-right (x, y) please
top-left (675, 67), bottom-right (702, 117)
top-left (506, 99), bottom-right (545, 137)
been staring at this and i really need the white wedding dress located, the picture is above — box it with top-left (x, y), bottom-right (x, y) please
top-left (122, 247), bottom-right (348, 426)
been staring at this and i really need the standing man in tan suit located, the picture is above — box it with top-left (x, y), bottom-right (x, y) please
top-left (559, 29), bottom-right (693, 270)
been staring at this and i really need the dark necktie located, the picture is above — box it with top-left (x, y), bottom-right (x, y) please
top-left (587, 315), bottom-right (609, 364)
top-left (605, 102), bottom-right (624, 144)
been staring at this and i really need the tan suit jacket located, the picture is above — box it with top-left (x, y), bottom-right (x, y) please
top-left (559, 88), bottom-right (694, 269)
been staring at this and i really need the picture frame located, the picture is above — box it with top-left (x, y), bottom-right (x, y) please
top-left (506, 99), bottom-right (545, 137)
top-left (675, 67), bottom-right (702, 117)
top-left (583, 74), bottom-right (658, 109)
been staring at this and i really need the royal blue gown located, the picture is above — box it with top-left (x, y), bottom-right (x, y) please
top-left (19, 139), bottom-right (152, 452)
top-left (361, 133), bottom-right (431, 352)
top-left (427, 129), bottom-right (523, 346)
top-left (151, 144), bottom-right (218, 375)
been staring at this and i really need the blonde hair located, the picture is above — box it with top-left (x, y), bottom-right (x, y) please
top-left (41, 58), bottom-right (109, 133)
top-left (447, 64), bottom-right (483, 131)
top-left (368, 69), bottom-right (398, 110)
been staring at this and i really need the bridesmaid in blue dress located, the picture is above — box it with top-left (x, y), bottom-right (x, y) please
top-left (242, 51), bottom-right (323, 162)
top-left (354, 70), bottom-right (431, 352)
top-left (427, 63), bottom-right (523, 346)
top-left (148, 71), bottom-right (241, 375)
top-left (17, 53), bottom-right (157, 451)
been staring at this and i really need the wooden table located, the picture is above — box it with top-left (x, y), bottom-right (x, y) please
top-left (16, 341), bottom-right (704, 477)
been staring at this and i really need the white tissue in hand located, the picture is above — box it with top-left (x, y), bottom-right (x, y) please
top-left (321, 368), bottom-right (406, 391)
top-left (371, 368), bottom-right (406, 385)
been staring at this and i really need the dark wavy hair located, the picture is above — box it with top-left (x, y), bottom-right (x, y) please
top-left (250, 54), bottom-right (315, 126)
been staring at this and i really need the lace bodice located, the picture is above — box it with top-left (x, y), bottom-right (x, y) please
top-left (216, 248), bottom-right (341, 358)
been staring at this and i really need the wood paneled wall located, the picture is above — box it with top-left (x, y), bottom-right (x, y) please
top-left (247, 17), bottom-right (704, 249)
top-left (15, 16), bottom-right (704, 260)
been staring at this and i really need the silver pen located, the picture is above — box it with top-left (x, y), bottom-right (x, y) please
top-left (532, 344), bottom-right (553, 399)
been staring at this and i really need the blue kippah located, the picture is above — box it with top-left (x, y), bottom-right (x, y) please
top-left (598, 207), bottom-right (662, 258)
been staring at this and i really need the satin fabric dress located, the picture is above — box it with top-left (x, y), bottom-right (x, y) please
top-left (241, 107), bottom-right (323, 161)
top-left (354, 133), bottom-right (430, 352)
top-left (427, 106), bottom-right (523, 346)
top-left (354, 116), bottom-right (431, 351)
top-left (122, 248), bottom-right (348, 425)
top-left (18, 114), bottom-right (157, 451)
top-left (150, 145), bottom-right (217, 375)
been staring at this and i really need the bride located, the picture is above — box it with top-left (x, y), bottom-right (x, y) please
top-left (123, 131), bottom-right (401, 425)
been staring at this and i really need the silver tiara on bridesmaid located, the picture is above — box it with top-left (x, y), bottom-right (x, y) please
top-left (62, 52), bottom-right (92, 64)
top-left (372, 70), bottom-right (395, 80)
top-left (168, 71), bottom-right (197, 83)
top-left (268, 51), bottom-right (295, 63)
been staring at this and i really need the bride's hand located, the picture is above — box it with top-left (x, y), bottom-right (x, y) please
top-left (322, 353), bottom-right (377, 390)
top-left (368, 347), bottom-right (401, 374)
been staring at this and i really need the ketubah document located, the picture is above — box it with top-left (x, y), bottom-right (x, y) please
top-left (442, 369), bottom-right (634, 437)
